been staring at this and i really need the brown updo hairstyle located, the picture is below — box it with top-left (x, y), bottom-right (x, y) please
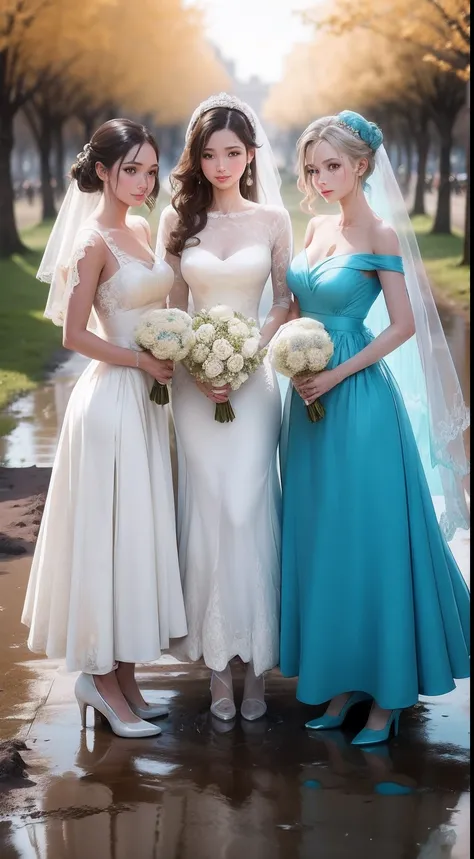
top-left (70, 118), bottom-right (160, 210)
top-left (168, 107), bottom-right (259, 256)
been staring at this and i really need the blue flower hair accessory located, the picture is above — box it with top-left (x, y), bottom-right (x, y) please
top-left (336, 110), bottom-right (383, 152)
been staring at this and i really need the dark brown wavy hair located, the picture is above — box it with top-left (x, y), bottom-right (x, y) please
top-left (70, 118), bottom-right (160, 210)
top-left (167, 107), bottom-right (259, 255)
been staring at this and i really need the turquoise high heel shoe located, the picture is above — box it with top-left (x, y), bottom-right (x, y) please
top-left (351, 709), bottom-right (402, 746)
top-left (305, 692), bottom-right (372, 730)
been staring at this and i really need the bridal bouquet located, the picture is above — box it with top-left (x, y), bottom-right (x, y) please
top-left (184, 304), bottom-right (265, 423)
top-left (134, 308), bottom-right (195, 404)
top-left (268, 318), bottom-right (334, 422)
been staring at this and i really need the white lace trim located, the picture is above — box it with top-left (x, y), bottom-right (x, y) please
top-left (434, 395), bottom-right (470, 459)
top-left (207, 208), bottom-right (259, 219)
top-left (179, 556), bottom-right (280, 677)
top-left (46, 236), bottom-right (97, 325)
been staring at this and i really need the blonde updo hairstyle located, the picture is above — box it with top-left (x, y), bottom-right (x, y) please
top-left (296, 116), bottom-right (377, 213)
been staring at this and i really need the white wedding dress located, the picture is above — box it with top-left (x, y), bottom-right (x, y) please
top-left (22, 223), bottom-right (188, 674)
top-left (157, 204), bottom-right (292, 676)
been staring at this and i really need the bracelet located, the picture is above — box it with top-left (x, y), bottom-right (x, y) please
top-left (135, 351), bottom-right (140, 369)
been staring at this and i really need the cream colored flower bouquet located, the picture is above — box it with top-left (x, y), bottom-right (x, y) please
top-left (135, 308), bottom-right (195, 404)
top-left (269, 318), bottom-right (334, 422)
top-left (184, 304), bottom-right (266, 423)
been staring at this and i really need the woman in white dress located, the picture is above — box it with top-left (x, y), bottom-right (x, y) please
top-left (157, 94), bottom-right (292, 721)
top-left (22, 119), bottom-right (187, 738)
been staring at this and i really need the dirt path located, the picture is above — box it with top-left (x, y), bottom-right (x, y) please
top-left (0, 467), bottom-right (51, 556)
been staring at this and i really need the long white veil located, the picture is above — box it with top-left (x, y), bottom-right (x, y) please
top-left (364, 145), bottom-right (470, 540)
top-left (251, 109), bottom-right (289, 322)
top-left (38, 179), bottom-right (101, 325)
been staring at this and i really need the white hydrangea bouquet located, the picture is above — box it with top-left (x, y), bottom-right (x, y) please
top-left (134, 308), bottom-right (195, 405)
top-left (184, 304), bottom-right (265, 423)
top-left (268, 317), bottom-right (334, 422)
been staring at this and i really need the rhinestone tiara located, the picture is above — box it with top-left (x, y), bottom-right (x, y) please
top-left (336, 120), bottom-right (361, 138)
top-left (185, 92), bottom-right (257, 141)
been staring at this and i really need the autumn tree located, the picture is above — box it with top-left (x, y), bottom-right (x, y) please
top-left (0, 0), bottom-right (111, 252)
top-left (314, 0), bottom-right (470, 80)
top-left (1, 0), bottom-right (228, 255)
top-left (1, 0), bottom-right (61, 252)
top-left (313, 0), bottom-right (470, 253)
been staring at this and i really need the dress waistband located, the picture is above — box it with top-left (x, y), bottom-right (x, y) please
top-left (302, 311), bottom-right (366, 332)
top-left (99, 333), bottom-right (139, 349)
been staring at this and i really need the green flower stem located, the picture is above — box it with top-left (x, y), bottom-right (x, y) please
top-left (215, 400), bottom-right (236, 423)
top-left (306, 398), bottom-right (325, 422)
top-left (150, 380), bottom-right (170, 405)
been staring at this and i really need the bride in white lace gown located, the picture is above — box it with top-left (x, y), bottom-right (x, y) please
top-left (22, 120), bottom-right (187, 738)
top-left (157, 95), bottom-right (292, 720)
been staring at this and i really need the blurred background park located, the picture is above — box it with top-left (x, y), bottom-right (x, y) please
top-left (0, 0), bottom-right (470, 449)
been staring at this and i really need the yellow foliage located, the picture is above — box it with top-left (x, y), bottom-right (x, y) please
top-left (264, 0), bottom-right (467, 129)
top-left (314, 0), bottom-right (470, 81)
top-left (265, 27), bottom-right (404, 128)
top-left (1, 0), bottom-right (229, 121)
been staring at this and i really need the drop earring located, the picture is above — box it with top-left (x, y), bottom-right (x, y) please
top-left (246, 164), bottom-right (253, 186)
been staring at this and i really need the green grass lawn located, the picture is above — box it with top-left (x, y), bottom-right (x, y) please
top-left (0, 193), bottom-right (469, 439)
top-left (411, 216), bottom-right (470, 313)
top-left (0, 220), bottom-right (64, 435)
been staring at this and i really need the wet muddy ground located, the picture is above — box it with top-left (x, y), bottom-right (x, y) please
top-left (0, 306), bottom-right (470, 858)
top-left (0, 539), bottom-right (470, 859)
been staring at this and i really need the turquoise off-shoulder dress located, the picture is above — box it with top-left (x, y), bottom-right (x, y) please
top-left (279, 251), bottom-right (470, 710)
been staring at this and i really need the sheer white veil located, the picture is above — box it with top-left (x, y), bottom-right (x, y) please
top-left (37, 178), bottom-right (101, 325)
top-left (364, 144), bottom-right (470, 540)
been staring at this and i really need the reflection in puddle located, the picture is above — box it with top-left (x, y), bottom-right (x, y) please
top-left (0, 353), bottom-right (89, 467)
top-left (419, 681), bottom-right (470, 752)
top-left (133, 758), bottom-right (181, 776)
top-left (3, 698), bottom-right (471, 859)
top-left (0, 608), bottom-right (470, 859)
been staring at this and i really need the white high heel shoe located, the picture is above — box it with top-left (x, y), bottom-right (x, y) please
top-left (210, 668), bottom-right (236, 722)
top-left (75, 673), bottom-right (162, 738)
top-left (126, 700), bottom-right (169, 721)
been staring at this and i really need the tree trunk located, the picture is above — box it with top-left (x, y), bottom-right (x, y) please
top-left (82, 114), bottom-right (95, 143)
top-left (461, 142), bottom-right (469, 265)
top-left (38, 117), bottom-right (56, 221)
top-left (402, 133), bottom-right (413, 195)
top-left (53, 120), bottom-right (66, 197)
top-left (411, 119), bottom-right (430, 217)
top-left (396, 141), bottom-right (403, 171)
top-left (432, 128), bottom-right (452, 234)
top-left (0, 111), bottom-right (26, 257)
top-left (428, 72), bottom-right (465, 235)
top-left (23, 102), bottom-right (57, 222)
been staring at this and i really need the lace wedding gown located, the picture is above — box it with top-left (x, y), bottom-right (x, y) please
top-left (22, 223), bottom-right (187, 674)
top-left (157, 204), bottom-right (292, 676)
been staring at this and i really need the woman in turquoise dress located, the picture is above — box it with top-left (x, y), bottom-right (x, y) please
top-left (279, 111), bottom-right (470, 745)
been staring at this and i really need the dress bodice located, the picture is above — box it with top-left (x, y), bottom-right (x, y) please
top-left (181, 243), bottom-right (272, 319)
top-left (288, 251), bottom-right (404, 327)
top-left (70, 224), bottom-right (174, 345)
top-left (157, 204), bottom-right (292, 319)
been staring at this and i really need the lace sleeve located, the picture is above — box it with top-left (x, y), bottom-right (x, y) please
top-left (269, 207), bottom-right (292, 309)
top-left (44, 228), bottom-right (100, 326)
top-left (156, 205), bottom-right (189, 311)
